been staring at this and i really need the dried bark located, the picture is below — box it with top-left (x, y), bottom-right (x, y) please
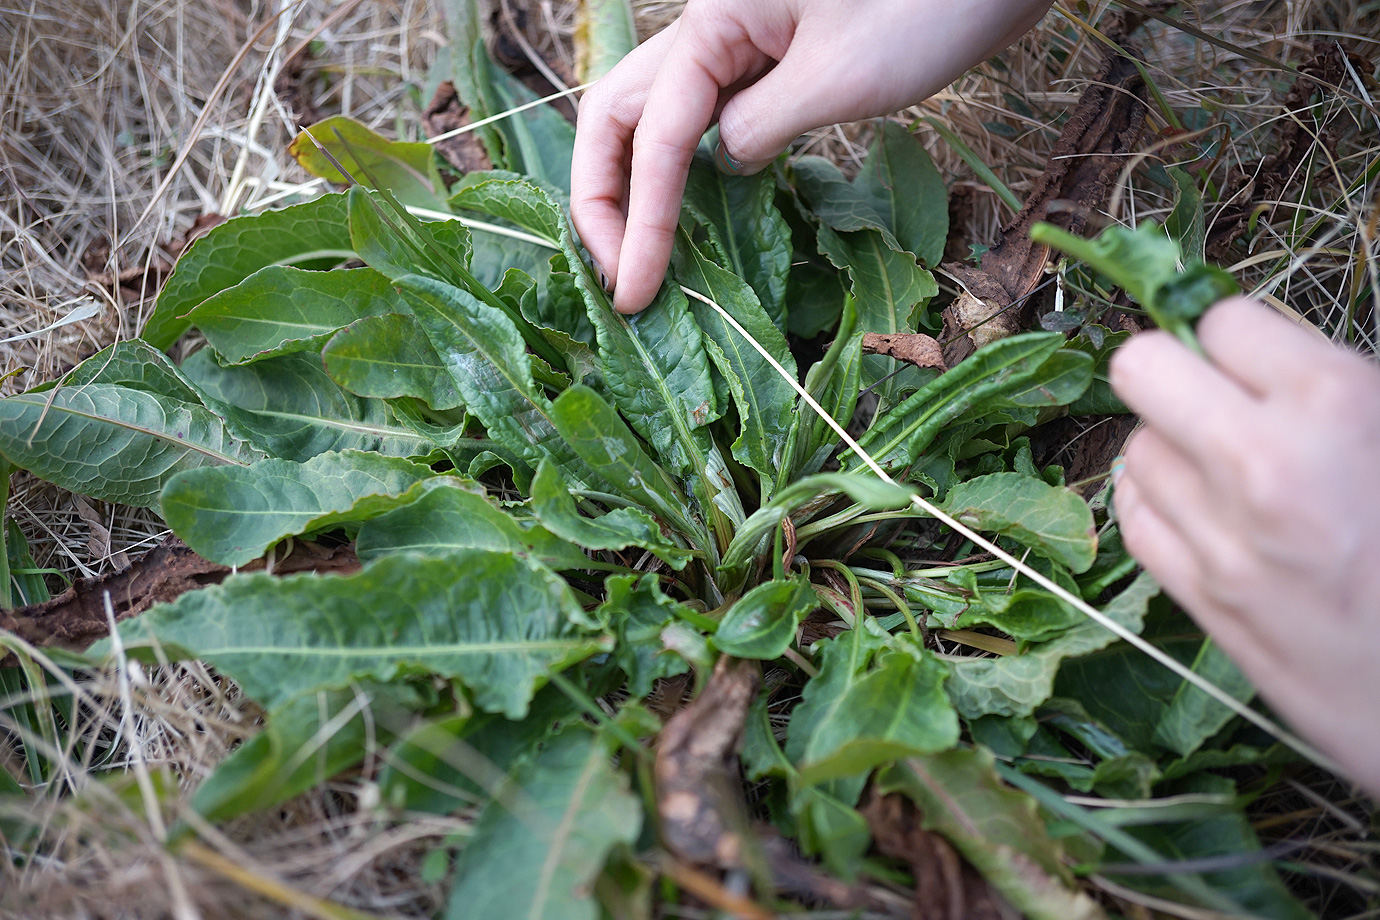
top-left (1, 537), bottom-right (359, 664)
top-left (941, 50), bottom-right (1150, 362)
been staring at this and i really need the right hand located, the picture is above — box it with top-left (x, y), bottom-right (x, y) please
top-left (571, 0), bottom-right (1054, 314)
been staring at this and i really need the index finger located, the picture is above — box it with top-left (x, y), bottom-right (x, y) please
top-left (614, 15), bottom-right (753, 313)
top-left (570, 25), bottom-right (680, 293)
top-left (1110, 330), bottom-right (1261, 466)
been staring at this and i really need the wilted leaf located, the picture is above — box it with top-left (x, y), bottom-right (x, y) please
top-left (574, 0), bottom-right (637, 83)
top-left (876, 747), bottom-right (1105, 920)
top-left (291, 116), bottom-right (446, 210)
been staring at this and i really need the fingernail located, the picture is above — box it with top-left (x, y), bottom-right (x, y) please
top-left (1110, 456), bottom-right (1126, 486)
top-left (713, 141), bottom-right (745, 175)
top-left (594, 264), bottom-right (613, 294)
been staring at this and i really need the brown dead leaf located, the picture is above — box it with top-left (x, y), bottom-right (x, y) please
top-left (423, 81), bottom-right (495, 176)
top-left (863, 791), bottom-right (1015, 920)
top-left (0, 536), bottom-right (359, 665)
top-left (862, 333), bottom-right (946, 372)
top-left (941, 49), bottom-right (1149, 361)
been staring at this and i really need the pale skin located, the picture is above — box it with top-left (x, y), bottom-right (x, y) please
top-left (569, 0), bottom-right (1380, 795)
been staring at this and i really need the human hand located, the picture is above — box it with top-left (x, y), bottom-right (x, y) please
top-left (571, 0), bottom-right (1054, 313)
top-left (1111, 297), bottom-right (1380, 794)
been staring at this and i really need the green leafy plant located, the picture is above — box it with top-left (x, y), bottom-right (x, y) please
top-left (0, 27), bottom-right (1315, 920)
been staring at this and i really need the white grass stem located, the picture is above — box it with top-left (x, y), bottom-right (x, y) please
top-left (426, 82), bottom-right (594, 145)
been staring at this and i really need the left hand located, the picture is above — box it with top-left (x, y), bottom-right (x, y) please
top-left (1110, 296), bottom-right (1380, 795)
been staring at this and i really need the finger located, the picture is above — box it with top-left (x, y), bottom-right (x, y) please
top-left (570, 25), bottom-right (680, 291)
top-left (1197, 296), bottom-right (1339, 397)
top-left (1114, 473), bottom-right (1210, 614)
top-left (715, 39), bottom-right (862, 173)
top-left (1109, 330), bottom-right (1259, 462)
top-left (614, 14), bottom-right (763, 313)
top-left (1121, 427), bottom-right (1227, 542)
top-left (1115, 474), bottom-right (1286, 681)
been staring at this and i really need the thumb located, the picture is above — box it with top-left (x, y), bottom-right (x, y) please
top-left (714, 46), bottom-right (854, 174)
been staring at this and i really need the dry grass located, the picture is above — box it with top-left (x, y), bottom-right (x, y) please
top-left (1, 0), bottom-right (1377, 916)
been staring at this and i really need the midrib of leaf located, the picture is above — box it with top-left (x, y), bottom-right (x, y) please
top-left (863, 234), bottom-right (901, 336)
top-left (276, 249), bottom-right (357, 267)
top-left (528, 742), bottom-right (602, 919)
top-left (12, 396), bottom-right (249, 466)
top-left (239, 408), bottom-right (421, 439)
top-left (861, 347), bottom-right (1037, 460)
top-left (715, 181), bottom-right (745, 277)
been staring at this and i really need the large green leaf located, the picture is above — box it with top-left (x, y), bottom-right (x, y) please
top-left (673, 234), bottom-right (797, 497)
top-left (144, 193), bottom-right (354, 349)
top-left (851, 121), bottom-right (949, 269)
top-left (182, 350), bottom-right (435, 461)
top-left (446, 728), bottom-right (642, 920)
top-left (161, 450), bottom-right (441, 566)
top-left (682, 155), bottom-right (792, 326)
top-left (816, 226), bottom-right (938, 397)
top-left (355, 477), bottom-right (591, 571)
top-left (945, 572), bottom-right (1159, 720)
top-left (856, 333), bottom-right (1066, 470)
top-left (396, 274), bottom-right (589, 481)
top-left (322, 313), bottom-right (466, 409)
top-left (530, 460), bottom-right (693, 570)
top-left (291, 115), bottom-right (446, 211)
top-left (1152, 639), bottom-right (1255, 757)
top-left (0, 383), bottom-right (262, 508)
top-left (444, 0), bottom-right (504, 161)
top-left (939, 472), bottom-right (1097, 573)
top-left (792, 642), bottom-right (959, 786)
top-left (186, 266), bottom-right (405, 365)
top-left (101, 550), bottom-right (607, 718)
top-left (876, 748), bottom-right (1104, 920)
top-left (713, 576), bottom-right (818, 660)
top-left (548, 386), bottom-right (700, 540)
